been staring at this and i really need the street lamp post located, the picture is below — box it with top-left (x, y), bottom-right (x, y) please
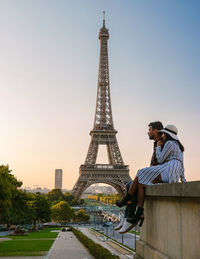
top-left (134, 227), bottom-right (136, 250)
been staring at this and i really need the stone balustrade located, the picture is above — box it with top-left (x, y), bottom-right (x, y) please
top-left (135, 181), bottom-right (200, 259)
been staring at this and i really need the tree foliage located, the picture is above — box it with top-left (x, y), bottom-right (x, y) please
top-left (74, 209), bottom-right (90, 222)
top-left (7, 189), bottom-right (31, 224)
top-left (28, 193), bottom-right (51, 227)
top-left (51, 201), bottom-right (74, 222)
top-left (0, 165), bottom-right (23, 223)
top-left (0, 165), bottom-right (87, 226)
top-left (88, 193), bottom-right (120, 204)
top-left (47, 189), bottom-right (64, 204)
top-left (0, 165), bottom-right (51, 226)
top-left (47, 189), bottom-right (83, 206)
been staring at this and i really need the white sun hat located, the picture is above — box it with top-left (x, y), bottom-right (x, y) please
top-left (159, 124), bottom-right (179, 141)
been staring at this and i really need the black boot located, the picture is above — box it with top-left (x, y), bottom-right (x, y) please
top-left (115, 193), bottom-right (132, 208)
top-left (126, 197), bottom-right (137, 218)
top-left (127, 207), bottom-right (144, 227)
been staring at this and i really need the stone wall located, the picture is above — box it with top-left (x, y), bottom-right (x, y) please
top-left (135, 181), bottom-right (200, 259)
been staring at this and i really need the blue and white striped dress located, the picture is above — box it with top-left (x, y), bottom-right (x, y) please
top-left (136, 140), bottom-right (186, 185)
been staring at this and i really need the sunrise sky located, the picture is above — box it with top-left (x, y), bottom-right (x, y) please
top-left (0, 0), bottom-right (199, 189)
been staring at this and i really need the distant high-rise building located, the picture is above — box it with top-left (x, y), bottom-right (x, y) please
top-left (55, 169), bottom-right (62, 189)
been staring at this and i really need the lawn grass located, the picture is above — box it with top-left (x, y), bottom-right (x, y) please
top-left (84, 198), bottom-right (102, 206)
top-left (3, 227), bottom-right (60, 239)
top-left (0, 227), bottom-right (60, 256)
top-left (0, 240), bottom-right (54, 256)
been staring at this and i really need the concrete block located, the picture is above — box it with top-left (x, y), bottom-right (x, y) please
top-left (136, 240), bottom-right (144, 258)
top-left (144, 244), bottom-right (154, 259)
top-left (181, 181), bottom-right (200, 197)
top-left (136, 241), bottom-right (169, 259)
top-left (181, 199), bottom-right (200, 258)
top-left (145, 181), bottom-right (200, 197)
top-left (153, 249), bottom-right (169, 259)
top-left (144, 243), bottom-right (169, 259)
top-left (145, 182), bottom-right (182, 197)
top-left (136, 181), bottom-right (200, 259)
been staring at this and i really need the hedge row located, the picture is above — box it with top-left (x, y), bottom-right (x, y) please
top-left (71, 227), bottom-right (120, 259)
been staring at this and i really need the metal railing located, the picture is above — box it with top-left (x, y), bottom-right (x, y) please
top-left (81, 164), bottom-right (129, 170)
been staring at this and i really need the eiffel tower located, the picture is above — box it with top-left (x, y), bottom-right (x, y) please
top-left (71, 12), bottom-right (131, 199)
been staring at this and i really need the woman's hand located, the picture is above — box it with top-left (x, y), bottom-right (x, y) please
top-left (157, 140), bottom-right (163, 147)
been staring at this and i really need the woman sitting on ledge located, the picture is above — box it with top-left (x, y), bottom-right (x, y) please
top-left (117, 124), bottom-right (186, 234)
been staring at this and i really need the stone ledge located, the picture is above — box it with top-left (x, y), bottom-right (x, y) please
top-left (135, 239), bottom-right (144, 258)
top-left (136, 240), bottom-right (169, 259)
top-left (145, 181), bottom-right (200, 198)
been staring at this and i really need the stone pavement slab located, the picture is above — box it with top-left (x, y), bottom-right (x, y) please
top-left (47, 231), bottom-right (93, 259)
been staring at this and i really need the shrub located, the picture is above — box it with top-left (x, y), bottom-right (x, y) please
top-left (71, 227), bottom-right (119, 259)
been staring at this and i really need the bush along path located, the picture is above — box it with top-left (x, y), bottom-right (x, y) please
top-left (71, 227), bottom-right (120, 259)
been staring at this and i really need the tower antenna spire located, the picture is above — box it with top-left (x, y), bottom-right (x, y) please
top-left (103, 10), bottom-right (105, 27)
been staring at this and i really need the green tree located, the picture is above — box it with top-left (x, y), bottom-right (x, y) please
top-left (0, 165), bottom-right (51, 226)
top-left (70, 198), bottom-right (80, 206)
top-left (28, 192), bottom-right (51, 228)
top-left (74, 209), bottom-right (90, 222)
top-left (0, 165), bottom-right (22, 224)
top-left (79, 199), bottom-right (84, 205)
top-left (63, 192), bottom-right (74, 205)
top-left (47, 189), bottom-right (64, 204)
top-left (7, 190), bottom-right (32, 225)
top-left (51, 201), bottom-right (74, 222)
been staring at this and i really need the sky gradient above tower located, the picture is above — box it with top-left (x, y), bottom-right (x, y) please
top-left (0, 0), bottom-right (199, 189)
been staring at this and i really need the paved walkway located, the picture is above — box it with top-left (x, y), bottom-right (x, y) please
top-left (47, 231), bottom-right (93, 259)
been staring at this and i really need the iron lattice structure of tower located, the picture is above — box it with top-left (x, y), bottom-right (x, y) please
top-left (71, 13), bottom-right (131, 199)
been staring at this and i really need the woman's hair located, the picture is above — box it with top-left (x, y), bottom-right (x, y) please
top-left (164, 133), bottom-right (184, 152)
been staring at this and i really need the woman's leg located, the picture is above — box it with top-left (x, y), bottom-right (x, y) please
top-left (117, 164), bottom-right (163, 208)
top-left (137, 173), bottom-right (162, 207)
top-left (119, 183), bottom-right (143, 234)
top-left (128, 176), bottom-right (138, 195)
top-left (152, 174), bottom-right (162, 184)
top-left (126, 184), bottom-right (145, 227)
top-left (137, 183), bottom-right (146, 208)
top-left (116, 177), bottom-right (138, 207)
top-left (128, 173), bottom-right (162, 222)
top-left (119, 172), bottom-right (162, 233)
